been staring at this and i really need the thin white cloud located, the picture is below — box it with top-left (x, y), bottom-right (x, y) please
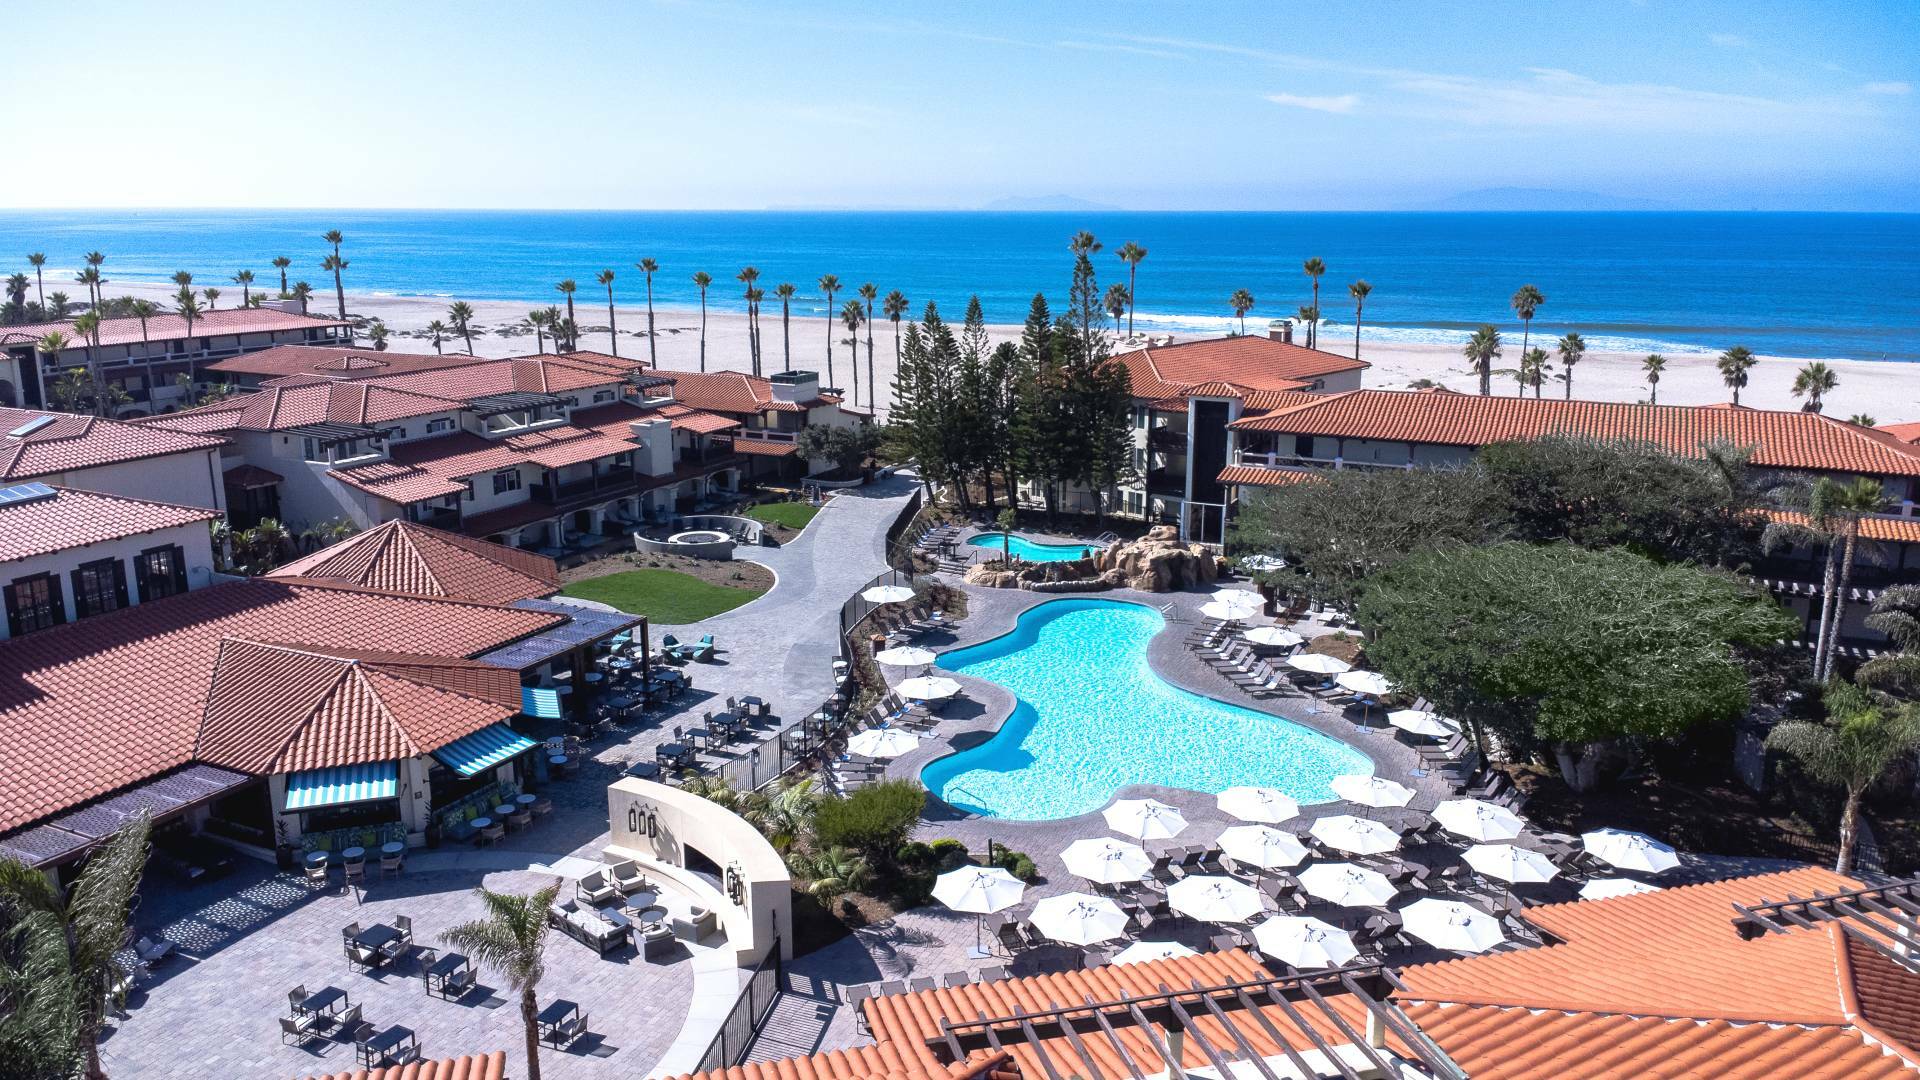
top-left (1388, 67), bottom-right (1874, 133)
top-left (1708, 32), bottom-right (1751, 48)
top-left (1055, 40), bottom-right (1190, 61)
top-left (1863, 81), bottom-right (1913, 96)
top-left (1265, 92), bottom-right (1360, 114)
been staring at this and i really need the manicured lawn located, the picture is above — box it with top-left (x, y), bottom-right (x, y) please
top-left (744, 501), bottom-right (820, 530)
top-left (558, 569), bottom-right (766, 623)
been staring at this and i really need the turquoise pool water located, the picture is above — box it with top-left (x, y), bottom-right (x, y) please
top-left (921, 598), bottom-right (1370, 820)
top-left (965, 533), bottom-right (1097, 562)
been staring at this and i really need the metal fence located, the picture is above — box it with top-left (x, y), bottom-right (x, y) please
top-left (883, 486), bottom-right (927, 573)
top-left (692, 937), bottom-right (784, 1074)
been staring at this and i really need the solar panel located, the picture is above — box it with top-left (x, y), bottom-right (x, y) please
top-left (5, 414), bottom-right (56, 438)
top-left (0, 481), bottom-right (57, 507)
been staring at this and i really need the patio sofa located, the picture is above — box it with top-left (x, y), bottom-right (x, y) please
top-left (547, 899), bottom-right (629, 954)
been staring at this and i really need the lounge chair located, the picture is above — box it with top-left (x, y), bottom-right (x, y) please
top-left (609, 860), bottom-right (648, 893)
top-left (134, 935), bottom-right (175, 965)
top-left (578, 869), bottom-right (620, 906)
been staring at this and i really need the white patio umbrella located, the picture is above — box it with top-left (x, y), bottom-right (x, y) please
top-left (1310, 814), bottom-right (1401, 856)
top-left (1334, 670), bottom-right (1394, 697)
top-left (896, 675), bottom-right (962, 701)
top-left (1252, 915), bottom-right (1359, 969)
top-left (861, 584), bottom-right (916, 604)
top-left (1239, 554), bottom-right (1287, 572)
top-left (1432, 799), bottom-right (1525, 842)
top-left (1216, 786), bottom-right (1300, 824)
top-left (932, 866), bottom-right (1027, 958)
top-left (1168, 876), bottom-right (1265, 924)
top-left (1216, 825), bottom-right (1310, 871)
top-left (1243, 626), bottom-right (1305, 649)
top-left (846, 728), bottom-right (921, 759)
top-left (1581, 828), bottom-right (1681, 874)
top-left (1213, 587), bottom-right (1264, 604)
top-left (1296, 863), bottom-right (1397, 908)
top-left (1030, 893), bottom-right (1130, 947)
top-left (1112, 940), bottom-right (1198, 965)
top-left (1201, 598), bottom-right (1261, 622)
top-left (1061, 838), bottom-right (1152, 885)
top-left (1401, 898), bottom-right (1505, 953)
top-left (1464, 844), bottom-right (1560, 885)
top-left (1329, 775), bottom-right (1414, 811)
top-left (1104, 799), bottom-right (1188, 841)
top-left (874, 646), bottom-right (937, 667)
top-left (1388, 710), bottom-right (1460, 739)
top-left (1579, 878), bottom-right (1663, 900)
top-left (1286, 654), bottom-right (1351, 675)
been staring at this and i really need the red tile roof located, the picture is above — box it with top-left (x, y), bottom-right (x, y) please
top-left (1770, 508), bottom-right (1920, 544)
top-left (204, 344), bottom-right (481, 381)
top-left (1113, 336), bottom-right (1366, 401)
top-left (269, 520), bottom-right (558, 604)
top-left (663, 370), bottom-right (827, 414)
top-left (0, 486), bottom-right (218, 562)
top-left (375, 357), bottom-right (622, 401)
top-left (294, 1050), bottom-right (508, 1080)
top-left (570, 400), bottom-right (740, 439)
top-left (1879, 421), bottom-right (1920, 445)
top-left (730, 437), bottom-right (801, 457)
top-left (326, 426), bottom-right (634, 506)
top-left (0, 578), bottom-right (559, 832)
top-left (0, 306), bottom-right (348, 349)
top-left (1215, 465), bottom-right (1321, 488)
top-left (501, 426), bottom-right (637, 470)
top-left (0, 407), bottom-right (226, 480)
top-left (159, 381), bottom-right (461, 434)
top-left (1230, 390), bottom-right (1920, 478)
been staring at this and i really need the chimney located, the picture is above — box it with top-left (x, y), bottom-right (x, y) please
top-left (1268, 319), bottom-right (1294, 345)
top-left (768, 369), bottom-right (821, 404)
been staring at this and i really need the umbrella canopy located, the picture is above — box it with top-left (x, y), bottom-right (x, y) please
top-left (1239, 554), bottom-right (1287, 572)
top-left (931, 866), bottom-right (1026, 914)
top-left (1286, 654), bottom-right (1351, 675)
top-left (1334, 670), bottom-right (1394, 697)
top-left (1104, 799), bottom-right (1188, 841)
top-left (1252, 915), bottom-right (1359, 969)
top-left (1200, 599), bottom-right (1261, 622)
top-left (1432, 799), bottom-right (1526, 842)
top-left (1296, 863), bottom-right (1397, 907)
top-left (1387, 710), bottom-right (1460, 738)
top-left (846, 728), bottom-right (921, 759)
top-left (1581, 828), bottom-right (1681, 874)
top-left (1030, 892), bottom-right (1130, 946)
top-left (1213, 587), bottom-right (1264, 603)
top-left (1216, 825), bottom-right (1310, 870)
top-left (1401, 898), bottom-right (1505, 953)
top-left (1464, 843), bottom-right (1560, 885)
top-left (896, 676), bottom-right (962, 701)
top-left (1061, 838), bottom-right (1152, 885)
top-left (1579, 878), bottom-right (1663, 900)
top-left (1329, 775), bottom-right (1414, 810)
top-left (1243, 626), bottom-right (1304, 648)
top-left (861, 584), bottom-right (916, 604)
top-left (1216, 786), bottom-right (1301, 824)
top-left (1112, 940), bottom-right (1198, 965)
top-left (1168, 875), bottom-right (1265, 923)
top-left (1310, 814), bottom-right (1401, 856)
top-left (874, 646), bottom-right (937, 667)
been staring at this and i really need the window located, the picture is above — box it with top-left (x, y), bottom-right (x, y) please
top-left (302, 437), bottom-right (327, 462)
top-left (383, 426), bottom-right (406, 441)
top-left (1294, 434), bottom-right (1314, 459)
top-left (593, 389), bottom-right (616, 404)
top-left (135, 545), bottom-right (189, 602)
top-left (4, 573), bottom-right (64, 637)
top-left (491, 469), bottom-right (521, 495)
top-left (70, 558), bottom-right (128, 619)
top-left (427, 417), bottom-right (454, 434)
top-left (463, 479), bottom-right (475, 502)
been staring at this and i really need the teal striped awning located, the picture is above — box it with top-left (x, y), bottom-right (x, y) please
top-left (521, 687), bottom-right (563, 719)
top-left (285, 762), bottom-right (398, 811)
top-left (433, 723), bottom-right (540, 777)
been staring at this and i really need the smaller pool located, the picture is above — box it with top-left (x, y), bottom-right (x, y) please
top-left (967, 533), bottom-right (1098, 562)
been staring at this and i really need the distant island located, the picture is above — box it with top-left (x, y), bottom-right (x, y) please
top-left (979, 194), bottom-right (1124, 212)
top-left (1408, 187), bottom-right (1677, 211)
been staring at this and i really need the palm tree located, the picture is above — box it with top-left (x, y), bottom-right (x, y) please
top-left (1510, 284), bottom-right (1544, 366)
top-left (1642, 353), bottom-right (1666, 404)
top-left (1860, 585), bottom-right (1920, 697)
top-left (1295, 305), bottom-right (1318, 348)
top-left (271, 256), bottom-right (292, 296)
top-left (5, 272), bottom-right (28, 318)
top-left (636, 258), bottom-right (660, 366)
top-left (367, 322), bottom-right (390, 351)
top-left (526, 310), bottom-right (549, 354)
top-left (232, 269), bottom-right (255, 305)
top-left (27, 251), bottom-right (46, 309)
top-left (788, 846), bottom-right (872, 903)
top-left (841, 299), bottom-right (867, 408)
top-left (426, 319), bottom-right (449, 354)
top-left (84, 251), bottom-right (106, 311)
top-left (1792, 361), bottom-right (1838, 413)
top-left (1104, 283), bottom-right (1130, 335)
top-left (0, 810), bottom-right (151, 1080)
top-left (440, 882), bottom-right (561, 1080)
top-left (740, 776), bottom-right (822, 852)
top-left (171, 270), bottom-right (193, 292)
top-left (291, 281), bottom-right (313, 314)
top-left (595, 269), bottom-right (618, 357)
top-left (1717, 345), bottom-right (1756, 405)
top-left (818, 274), bottom-right (842, 388)
top-left (48, 291), bottom-right (71, 318)
top-left (555, 280), bottom-right (578, 351)
top-left (1555, 331), bottom-right (1585, 399)
top-left (1348, 280), bottom-right (1372, 359)
top-left (1302, 257), bottom-right (1326, 349)
top-left (175, 291), bottom-right (201, 336)
top-left (201, 287), bottom-right (220, 310)
top-left (448, 301), bottom-right (476, 354)
top-left (1462, 324), bottom-right (1502, 396)
top-left (322, 229), bottom-right (348, 321)
top-left (737, 267), bottom-right (762, 375)
top-left (129, 299), bottom-right (156, 345)
top-left (775, 283), bottom-right (798, 372)
top-left (1848, 413), bottom-right (1877, 427)
top-left (1116, 241), bottom-right (1147, 338)
top-left (691, 272), bottom-right (713, 371)
top-left (1520, 347), bottom-right (1549, 397)
top-left (1765, 476), bottom-right (1892, 681)
top-left (883, 289), bottom-right (909, 367)
top-left (71, 313), bottom-right (102, 398)
top-left (34, 333), bottom-right (69, 391)
top-left (1229, 289), bottom-right (1255, 335)
top-left (1767, 685), bottom-right (1920, 875)
top-left (858, 283), bottom-right (878, 409)
top-left (74, 268), bottom-right (100, 314)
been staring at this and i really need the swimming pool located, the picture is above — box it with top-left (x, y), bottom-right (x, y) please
top-left (965, 533), bottom-right (1098, 562)
top-left (921, 598), bottom-right (1370, 820)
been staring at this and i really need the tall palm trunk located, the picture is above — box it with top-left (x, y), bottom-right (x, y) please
top-left (698, 291), bottom-right (707, 372)
top-left (1819, 524), bottom-right (1862, 682)
top-left (1127, 263), bottom-right (1138, 338)
top-left (645, 279), bottom-right (656, 366)
top-left (1309, 280), bottom-right (1319, 348)
top-left (605, 289), bottom-right (619, 357)
top-left (1353, 300), bottom-right (1364, 359)
top-left (824, 300), bottom-right (835, 390)
top-left (563, 296), bottom-right (577, 351)
top-left (865, 320), bottom-right (875, 411)
top-left (1836, 792), bottom-right (1862, 875)
top-left (782, 302), bottom-right (792, 372)
top-left (520, 986), bottom-right (544, 1080)
top-left (1811, 539), bottom-right (1840, 679)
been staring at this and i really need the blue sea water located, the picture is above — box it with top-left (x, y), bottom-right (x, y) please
top-left (920, 598), bottom-right (1369, 820)
top-left (965, 533), bottom-right (1099, 562)
top-left (1, 209), bottom-right (1915, 360)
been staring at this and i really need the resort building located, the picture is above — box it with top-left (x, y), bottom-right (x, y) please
top-left (0, 301), bottom-right (352, 413)
top-left (201, 343), bottom-right (484, 388)
top-left (0, 405), bottom-right (229, 512)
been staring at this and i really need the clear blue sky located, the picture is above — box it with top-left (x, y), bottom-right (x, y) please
top-left (8, 1), bottom-right (1916, 210)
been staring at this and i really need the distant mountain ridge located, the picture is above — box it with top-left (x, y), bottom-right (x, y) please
top-left (1408, 187), bottom-right (1677, 211)
top-left (979, 194), bottom-right (1124, 212)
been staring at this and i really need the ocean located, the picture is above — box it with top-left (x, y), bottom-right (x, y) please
top-left (2, 210), bottom-right (1915, 361)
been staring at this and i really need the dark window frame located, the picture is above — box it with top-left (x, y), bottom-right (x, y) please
top-left (135, 543), bottom-right (189, 603)
top-left (71, 557), bottom-right (129, 620)
top-left (5, 572), bottom-right (65, 637)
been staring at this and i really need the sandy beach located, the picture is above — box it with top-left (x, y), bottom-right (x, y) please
top-left (104, 281), bottom-right (1920, 424)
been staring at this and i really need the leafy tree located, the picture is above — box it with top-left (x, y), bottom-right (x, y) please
top-left (1358, 543), bottom-right (1796, 790)
top-left (1462, 324), bottom-right (1501, 396)
top-left (786, 846), bottom-right (872, 902)
top-left (811, 780), bottom-right (925, 865)
top-left (1767, 683), bottom-right (1920, 874)
top-left (796, 422), bottom-right (880, 476)
top-left (995, 507), bottom-right (1017, 559)
top-left (1510, 283), bottom-right (1544, 366)
top-left (1555, 331), bottom-right (1585, 398)
top-left (440, 883), bottom-right (559, 1080)
top-left (1642, 353), bottom-right (1666, 404)
top-left (1791, 361), bottom-right (1837, 413)
top-left (1764, 476), bottom-right (1892, 681)
top-left (1229, 288), bottom-right (1255, 335)
top-left (1067, 231), bottom-right (1102, 342)
top-left (1301, 257), bottom-right (1325, 348)
top-left (1717, 345), bottom-right (1756, 404)
top-left (1010, 295), bottom-right (1071, 523)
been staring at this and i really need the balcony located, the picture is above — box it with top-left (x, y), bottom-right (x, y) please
top-left (1147, 426), bottom-right (1187, 451)
top-left (406, 506), bottom-right (462, 530)
top-left (1231, 449), bottom-right (1411, 472)
top-left (1145, 468), bottom-right (1184, 498)
top-left (532, 469), bottom-right (636, 505)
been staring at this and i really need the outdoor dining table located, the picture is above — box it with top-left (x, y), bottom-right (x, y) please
top-left (355, 923), bottom-right (403, 953)
top-left (424, 952), bottom-right (470, 998)
top-left (739, 695), bottom-right (767, 716)
top-left (341, 846), bottom-right (366, 862)
top-left (656, 742), bottom-right (691, 768)
top-left (380, 841), bottom-right (406, 857)
top-left (608, 657), bottom-right (635, 671)
top-left (361, 1025), bottom-right (418, 1067)
top-left (304, 851), bottom-right (329, 869)
top-left (625, 760), bottom-right (661, 780)
top-left (536, 999), bottom-right (580, 1043)
top-left (711, 712), bottom-right (743, 738)
top-left (296, 986), bottom-right (349, 1016)
top-left (515, 793), bottom-right (538, 811)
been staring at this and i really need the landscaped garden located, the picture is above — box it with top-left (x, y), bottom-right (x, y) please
top-left (558, 567), bottom-right (767, 623)
top-left (743, 500), bottom-right (820, 532)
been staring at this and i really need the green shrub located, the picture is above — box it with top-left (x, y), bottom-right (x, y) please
top-left (992, 849), bottom-right (1039, 882)
top-left (929, 838), bottom-right (971, 871)
top-left (813, 781), bottom-right (925, 863)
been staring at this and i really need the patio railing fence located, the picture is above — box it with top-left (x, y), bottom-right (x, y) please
top-left (691, 936), bottom-right (784, 1074)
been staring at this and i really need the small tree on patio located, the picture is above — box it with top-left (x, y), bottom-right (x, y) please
top-left (812, 781), bottom-right (924, 868)
top-left (440, 881), bottom-right (560, 1080)
top-left (996, 507), bottom-right (1017, 560)
top-left (786, 846), bottom-right (872, 904)
top-left (1767, 683), bottom-right (1920, 875)
top-left (796, 424), bottom-right (881, 478)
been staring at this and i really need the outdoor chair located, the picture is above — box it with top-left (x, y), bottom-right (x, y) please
top-left (341, 923), bottom-right (361, 944)
top-left (133, 935), bottom-right (175, 965)
top-left (996, 922), bottom-right (1027, 953)
top-left (609, 860), bottom-right (648, 893)
top-left (287, 985), bottom-right (307, 1011)
top-left (344, 861), bottom-right (365, 888)
top-left (394, 915), bottom-right (412, 941)
top-left (579, 870), bottom-right (620, 906)
top-left (943, 971), bottom-right (970, 987)
top-left (332, 1002), bottom-right (363, 1035)
top-left (908, 976), bottom-right (937, 992)
top-left (979, 964), bottom-right (1008, 983)
top-left (280, 1015), bottom-right (321, 1046)
top-left (305, 863), bottom-right (330, 888)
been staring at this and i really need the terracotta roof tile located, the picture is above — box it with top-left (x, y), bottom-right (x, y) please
top-left (663, 370), bottom-right (818, 414)
top-left (500, 426), bottom-right (637, 469)
top-left (293, 1050), bottom-right (508, 1080)
top-left (1114, 337), bottom-right (1366, 401)
top-left (326, 425), bottom-right (635, 506)
top-left (162, 381), bottom-right (461, 433)
top-left (1879, 421), bottom-right (1920, 445)
top-left (0, 407), bottom-right (226, 479)
top-left (269, 520), bottom-right (558, 604)
top-left (204, 344), bottom-right (480, 381)
top-left (1844, 933), bottom-right (1920, 1061)
top-left (1769, 508), bottom-right (1920, 544)
top-left (0, 486), bottom-right (218, 562)
top-left (1216, 465), bottom-right (1320, 488)
top-left (375, 358), bottom-right (620, 401)
top-left (0, 306), bottom-right (348, 349)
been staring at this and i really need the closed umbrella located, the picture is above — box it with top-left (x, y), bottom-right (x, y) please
top-left (874, 646), bottom-right (936, 667)
top-left (1112, 940), bottom-right (1197, 965)
top-left (1030, 893), bottom-right (1129, 947)
top-left (1104, 799), bottom-right (1188, 841)
top-left (1216, 786), bottom-right (1300, 824)
top-left (846, 728), bottom-right (921, 759)
top-left (1201, 598), bottom-right (1261, 622)
top-left (1401, 898), bottom-right (1505, 953)
top-left (1464, 844), bottom-right (1560, 885)
top-left (1286, 654), bottom-right (1351, 675)
top-left (933, 866), bottom-right (1026, 958)
top-left (1244, 626), bottom-right (1304, 648)
top-left (1296, 863), bottom-right (1397, 908)
top-left (1062, 838), bottom-right (1151, 885)
top-left (861, 584), bottom-right (916, 604)
top-left (1168, 876), bottom-right (1264, 923)
top-left (1310, 814), bottom-right (1401, 856)
top-left (1335, 670), bottom-right (1393, 697)
top-left (897, 676), bottom-right (962, 701)
top-left (1329, 775), bottom-right (1414, 811)
top-left (1580, 878), bottom-right (1662, 900)
top-left (1581, 828), bottom-right (1680, 874)
top-left (1432, 799), bottom-right (1525, 842)
top-left (1216, 825), bottom-right (1309, 871)
top-left (1252, 915), bottom-right (1359, 969)
top-left (1388, 710), bottom-right (1460, 739)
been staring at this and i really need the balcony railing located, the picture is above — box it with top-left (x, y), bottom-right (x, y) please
top-left (1145, 468), bottom-right (1184, 497)
top-left (1147, 426), bottom-right (1187, 451)
top-left (534, 470), bottom-right (635, 504)
top-left (1231, 450), bottom-right (1412, 472)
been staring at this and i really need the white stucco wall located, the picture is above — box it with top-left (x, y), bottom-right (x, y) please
top-left (0, 520), bottom-right (217, 640)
